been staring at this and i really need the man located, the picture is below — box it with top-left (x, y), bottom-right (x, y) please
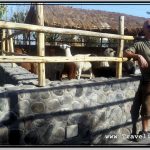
top-left (124, 20), bottom-right (150, 138)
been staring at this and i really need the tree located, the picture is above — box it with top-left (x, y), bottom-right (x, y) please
top-left (10, 11), bottom-right (27, 23)
top-left (0, 4), bottom-right (7, 20)
top-left (45, 33), bottom-right (60, 45)
top-left (84, 36), bottom-right (100, 47)
top-left (10, 10), bottom-right (28, 45)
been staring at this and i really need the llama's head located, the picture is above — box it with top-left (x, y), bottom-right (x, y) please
top-left (60, 44), bottom-right (71, 50)
top-left (15, 48), bottom-right (27, 54)
top-left (104, 48), bottom-right (116, 57)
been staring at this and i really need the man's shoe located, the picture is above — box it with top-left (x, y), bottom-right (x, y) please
top-left (136, 131), bottom-right (149, 142)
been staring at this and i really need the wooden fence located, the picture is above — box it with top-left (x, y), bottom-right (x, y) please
top-left (0, 4), bottom-right (134, 87)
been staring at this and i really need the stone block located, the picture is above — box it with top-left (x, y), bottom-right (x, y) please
top-left (47, 99), bottom-right (61, 111)
top-left (0, 126), bottom-right (8, 144)
top-left (39, 91), bottom-right (50, 100)
top-left (53, 89), bottom-right (64, 96)
top-left (72, 101), bottom-right (83, 110)
top-left (31, 102), bottom-right (45, 113)
top-left (30, 92), bottom-right (40, 100)
top-left (66, 124), bottom-right (78, 138)
top-left (75, 85), bottom-right (83, 97)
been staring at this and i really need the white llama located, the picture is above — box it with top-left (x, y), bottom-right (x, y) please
top-left (60, 44), bottom-right (93, 79)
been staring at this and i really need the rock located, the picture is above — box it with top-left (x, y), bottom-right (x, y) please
top-left (103, 84), bottom-right (111, 92)
top-left (120, 83), bottom-right (127, 90)
top-left (17, 100), bottom-right (30, 116)
top-left (40, 91), bottom-right (50, 100)
top-left (60, 95), bottom-right (73, 105)
top-left (0, 98), bottom-right (9, 113)
top-left (32, 119), bottom-right (47, 128)
top-left (3, 84), bottom-right (15, 88)
top-left (30, 92), bottom-right (40, 100)
top-left (75, 85), bottom-right (83, 97)
top-left (125, 90), bottom-right (135, 98)
top-left (108, 106), bottom-right (123, 126)
top-left (53, 127), bottom-right (65, 137)
top-left (97, 93), bottom-right (107, 104)
top-left (1, 111), bottom-right (18, 124)
top-left (67, 114), bottom-right (82, 125)
top-left (85, 87), bottom-right (93, 96)
top-left (111, 83), bottom-right (120, 91)
top-left (0, 126), bottom-right (8, 144)
top-left (89, 93), bottom-right (98, 106)
top-left (47, 99), bottom-right (61, 111)
top-left (115, 92), bottom-right (124, 101)
top-left (72, 101), bottom-right (83, 110)
top-left (31, 102), bottom-right (45, 113)
top-left (83, 99), bottom-right (90, 108)
top-left (48, 127), bottom-right (65, 144)
top-left (53, 89), bottom-right (64, 96)
top-left (66, 124), bottom-right (78, 138)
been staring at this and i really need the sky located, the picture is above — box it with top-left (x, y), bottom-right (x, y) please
top-left (69, 4), bottom-right (150, 18)
top-left (4, 3), bottom-right (150, 20)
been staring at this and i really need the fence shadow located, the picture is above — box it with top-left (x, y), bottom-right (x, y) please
top-left (0, 76), bottom-right (142, 145)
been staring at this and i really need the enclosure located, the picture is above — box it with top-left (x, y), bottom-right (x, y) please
top-left (0, 3), bottom-right (146, 145)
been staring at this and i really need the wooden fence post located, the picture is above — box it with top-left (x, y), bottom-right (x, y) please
top-left (116, 16), bottom-right (124, 78)
top-left (36, 3), bottom-right (45, 86)
top-left (6, 30), bottom-right (10, 53)
top-left (1, 29), bottom-right (6, 56)
top-left (8, 29), bottom-right (15, 67)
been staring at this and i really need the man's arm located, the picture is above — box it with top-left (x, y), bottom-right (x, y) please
top-left (124, 50), bottom-right (148, 69)
top-left (123, 50), bottom-right (139, 60)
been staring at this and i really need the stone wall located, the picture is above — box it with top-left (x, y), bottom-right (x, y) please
top-left (0, 63), bottom-right (142, 145)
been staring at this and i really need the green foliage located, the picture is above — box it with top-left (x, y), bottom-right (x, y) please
top-left (60, 34), bottom-right (75, 42)
top-left (84, 36), bottom-right (100, 47)
top-left (0, 4), bottom-right (7, 20)
top-left (10, 11), bottom-right (27, 23)
top-left (45, 34), bottom-right (75, 45)
top-left (46, 33), bottom-right (60, 43)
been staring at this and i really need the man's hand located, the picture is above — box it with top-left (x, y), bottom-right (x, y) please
top-left (124, 50), bottom-right (148, 69)
top-left (137, 54), bottom-right (149, 68)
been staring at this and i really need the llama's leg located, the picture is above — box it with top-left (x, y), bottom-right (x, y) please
top-left (69, 69), bottom-right (74, 80)
top-left (77, 68), bottom-right (82, 80)
top-left (89, 69), bottom-right (93, 79)
top-left (68, 71), bottom-right (72, 80)
top-left (60, 71), bottom-right (63, 81)
top-left (73, 65), bottom-right (77, 79)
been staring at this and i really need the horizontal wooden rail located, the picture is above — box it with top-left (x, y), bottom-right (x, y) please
top-left (0, 21), bottom-right (134, 40)
top-left (1, 31), bottom-right (24, 41)
top-left (0, 56), bottom-right (128, 63)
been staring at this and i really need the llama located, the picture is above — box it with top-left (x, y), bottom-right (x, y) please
top-left (99, 48), bottom-right (116, 67)
top-left (91, 48), bottom-right (136, 77)
top-left (14, 47), bottom-right (38, 74)
top-left (14, 47), bottom-right (64, 81)
top-left (91, 48), bottom-right (116, 70)
top-left (60, 44), bottom-right (93, 79)
top-left (60, 62), bottom-right (77, 80)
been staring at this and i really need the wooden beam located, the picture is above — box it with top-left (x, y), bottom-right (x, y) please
top-left (8, 29), bottom-right (14, 53)
top-left (0, 56), bottom-right (128, 63)
top-left (8, 29), bottom-right (15, 67)
top-left (116, 16), bottom-right (125, 78)
top-left (36, 3), bottom-right (45, 87)
top-left (6, 30), bottom-right (10, 53)
top-left (1, 31), bottom-right (23, 41)
top-left (1, 29), bottom-right (6, 56)
top-left (0, 21), bottom-right (134, 40)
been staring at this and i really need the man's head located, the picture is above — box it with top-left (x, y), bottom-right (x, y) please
top-left (143, 20), bottom-right (150, 38)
